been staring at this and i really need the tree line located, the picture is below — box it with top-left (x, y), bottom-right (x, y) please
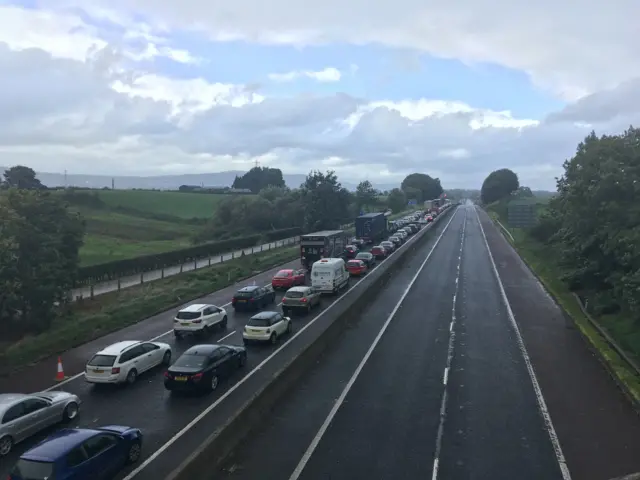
top-left (481, 127), bottom-right (640, 324)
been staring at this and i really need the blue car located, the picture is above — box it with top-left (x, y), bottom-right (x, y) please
top-left (9, 425), bottom-right (142, 480)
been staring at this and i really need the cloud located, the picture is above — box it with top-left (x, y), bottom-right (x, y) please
top-left (268, 67), bottom-right (342, 83)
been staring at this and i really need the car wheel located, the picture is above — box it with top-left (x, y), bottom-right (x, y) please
top-left (62, 402), bottom-right (79, 422)
top-left (126, 369), bottom-right (138, 385)
top-left (210, 374), bottom-right (219, 391)
top-left (162, 350), bottom-right (172, 365)
top-left (286, 321), bottom-right (293, 334)
top-left (221, 316), bottom-right (228, 329)
top-left (270, 333), bottom-right (277, 344)
top-left (126, 440), bottom-right (142, 464)
top-left (0, 436), bottom-right (13, 456)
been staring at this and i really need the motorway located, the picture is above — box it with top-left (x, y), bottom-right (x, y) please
top-left (212, 204), bottom-right (640, 480)
top-left (0, 218), bottom-right (428, 478)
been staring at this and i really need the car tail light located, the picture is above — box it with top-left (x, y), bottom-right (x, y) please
top-left (301, 297), bottom-right (307, 303)
top-left (192, 373), bottom-right (203, 382)
top-left (193, 319), bottom-right (202, 324)
top-left (266, 329), bottom-right (271, 334)
top-left (249, 298), bottom-right (254, 302)
top-left (232, 297), bottom-right (237, 304)
top-left (282, 298), bottom-right (287, 303)
top-left (164, 371), bottom-right (171, 379)
top-left (111, 367), bottom-right (120, 374)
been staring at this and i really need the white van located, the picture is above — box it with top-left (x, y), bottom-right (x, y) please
top-left (311, 258), bottom-right (350, 294)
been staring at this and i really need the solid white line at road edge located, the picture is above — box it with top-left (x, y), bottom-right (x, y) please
top-left (473, 206), bottom-right (572, 480)
top-left (121, 209), bottom-right (451, 479)
top-left (287, 207), bottom-right (460, 480)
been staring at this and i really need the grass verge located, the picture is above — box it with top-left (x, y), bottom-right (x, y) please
top-left (486, 209), bottom-right (640, 405)
top-left (0, 246), bottom-right (298, 371)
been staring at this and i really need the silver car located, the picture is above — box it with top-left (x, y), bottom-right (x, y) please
top-left (0, 391), bottom-right (81, 456)
top-left (281, 286), bottom-right (321, 315)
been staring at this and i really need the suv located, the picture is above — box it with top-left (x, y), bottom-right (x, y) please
top-left (173, 304), bottom-right (228, 338)
top-left (232, 285), bottom-right (276, 311)
top-left (281, 286), bottom-right (321, 315)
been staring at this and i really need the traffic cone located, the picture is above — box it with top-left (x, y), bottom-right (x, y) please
top-left (55, 357), bottom-right (65, 381)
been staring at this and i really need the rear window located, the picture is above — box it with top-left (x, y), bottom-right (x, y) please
top-left (11, 459), bottom-right (54, 479)
top-left (285, 291), bottom-right (304, 298)
top-left (247, 317), bottom-right (271, 327)
top-left (356, 253), bottom-right (370, 259)
top-left (275, 271), bottom-right (291, 277)
top-left (173, 354), bottom-right (207, 368)
top-left (347, 261), bottom-right (362, 267)
top-left (235, 291), bottom-right (254, 298)
top-left (176, 311), bottom-right (201, 320)
top-left (87, 354), bottom-right (117, 367)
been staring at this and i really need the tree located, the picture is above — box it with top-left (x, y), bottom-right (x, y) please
top-left (301, 170), bottom-right (351, 231)
top-left (0, 189), bottom-right (84, 333)
top-left (355, 180), bottom-right (378, 212)
top-left (401, 173), bottom-right (443, 202)
top-left (480, 168), bottom-right (519, 204)
top-left (387, 188), bottom-right (407, 213)
top-left (232, 167), bottom-right (285, 193)
top-left (2, 165), bottom-right (45, 190)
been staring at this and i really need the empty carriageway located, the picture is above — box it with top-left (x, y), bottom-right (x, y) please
top-left (212, 205), bottom-right (566, 480)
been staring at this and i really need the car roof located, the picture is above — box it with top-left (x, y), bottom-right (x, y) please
top-left (238, 285), bottom-right (259, 292)
top-left (179, 304), bottom-right (208, 312)
top-left (21, 428), bottom-right (101, 461)
top-left (251, 311), bottom-right (279, 320)
top-left (183, 344), bottom-right (220, 356)
top-left (98, 341), bottom-right (141, 355)
top-left (286, 286), bottom-right (310, 292)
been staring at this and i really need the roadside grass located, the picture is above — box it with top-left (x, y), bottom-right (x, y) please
top-left (0, 246), bottom-right (299, 370)
top-left (81, 235), bottom-right (193, 266)
top-left (486, 209), bottom-right (640, 404)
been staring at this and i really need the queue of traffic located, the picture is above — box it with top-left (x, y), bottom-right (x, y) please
top-left (0, 208), bottom-right (445, 479)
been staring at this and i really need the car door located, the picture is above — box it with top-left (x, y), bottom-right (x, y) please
top-left (140, 342), bottom-right (162, 368)
top-left (24, 397), bottom-right (59, 431)
top-left (1, 402), bottom-right (31, 442)
top-left (208, 350), bottom-right (224, 378)
top-left (125, 345), bottom-right (148, 373)
top-left (209, 306), bottom-right (223, 326)
top-left (216, 347), bottom-right (233, 377)
top-left (80, 433), bottom-right (123, 479)
top-left (201, 306), bottom-right (214, 327)
top-left (272, 313), bottom-right (285, 335)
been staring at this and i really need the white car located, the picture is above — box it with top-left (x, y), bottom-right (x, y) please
top-left (243, 311), bottom-right (292, 345)
top-left (173, 303), bottom-right (228, 338)
top-left (85, 340), bottom-right (172, 385)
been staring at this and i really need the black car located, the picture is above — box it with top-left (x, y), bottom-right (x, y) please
top-left (164, 344), bottom-right (247, 393)
top-left (344, 245), bottom-right (359, 259)
top-left (355, 251), bottom-right (376, 268)
top-left (232, 285), bottom-right (276, 311)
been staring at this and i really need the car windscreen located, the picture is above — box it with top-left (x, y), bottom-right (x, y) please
top-left (247, 317), bottom-right (271, 327)
top-left (11, 459), bottom-right (54, 479)
top-left (275, 271), bottom-right (291, 277)
top-left (87, 354), bottom-right (117, 367)
top-left (176, 311), bottom-right (201, 320)
top-left (172, 354), bottom-right (207, 369)
top-left (285, 291), bottom-right (304, 298)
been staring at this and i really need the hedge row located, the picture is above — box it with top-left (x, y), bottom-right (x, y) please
top-left (76, 226), bottom-right (302, 285)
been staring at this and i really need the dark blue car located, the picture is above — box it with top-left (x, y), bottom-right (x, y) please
top-left (9, 425), bottom-right (142, 480)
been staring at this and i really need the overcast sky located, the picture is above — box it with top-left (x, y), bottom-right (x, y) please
top-left (1, 0), bottom-right (639, 190)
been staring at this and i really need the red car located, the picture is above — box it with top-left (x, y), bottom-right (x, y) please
top-left (426, 215), bottom-right (433, 222)
top-left (371, 245), bottom-right (387, 259)
top-left (346, 259), bottom-right (368, 276)
top-left (272, 268), bottom-right (306, 290)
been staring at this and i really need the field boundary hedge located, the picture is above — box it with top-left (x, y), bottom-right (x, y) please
top-left (76, 226), bottom-right (302, 285)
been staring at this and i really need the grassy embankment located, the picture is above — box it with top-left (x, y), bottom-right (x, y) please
top-left (58, 189), bottom-right (250, 266)
top-left (486, 199), bottom-right (640, 403)
top-left (1, 245), bottom-right (299, 370)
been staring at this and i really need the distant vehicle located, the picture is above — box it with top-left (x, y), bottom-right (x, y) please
top-left (350, 237), bottom-right (365, 248)
top-left (380, 241), bottom-right (395, 254)
top-left (173, 304), bottom-right (228, 338)
top-left (311, 258), bottom-right (350, 294)
top-left (232, 285), bottom-right (276, 311)
top-left (426, 215), bottom-right (433, 222)
top-left (164, 344), bottom-right (246, 393)
top-left (85, 340), bottom-right (172, 385)
top-left (9, 425), bottom-right (142, 479)
top-left (281, 286), bottom-right (321, 315)
top-left (355, 251), bottom-right (375, 268)
top-left (243, 311), bottom-right (292, 345)
top-left (271, 269), bottom-right (306, 290)
top-left (344, 244), bottom-right (359, 259)
top-left (389, 236), bottom-right (402, 247)
top-left (0, 392), bottom-right (81, 457)
top-left (346, 259), bottom-right (368, 276)
top-left (300, 230), bottom-right (349, 270)
top-left (355, 212), bottom-right (387, 244)
top-left (370, 245), bottom-right (388, 259)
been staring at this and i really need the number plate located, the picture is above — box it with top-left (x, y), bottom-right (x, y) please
top-left (251, 329), bottom-right (262, 333)
top-left (93, 369), bottom-right (103, 373)
top-left (180, 322), bottom-right (190, 326)
top-left (174, 376), bottom-right (187, 381)
top-left (237, 299), bottom-right (246, 303)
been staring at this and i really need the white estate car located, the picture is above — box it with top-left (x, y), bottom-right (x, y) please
top-left (173, 303), bottom-right (228, 338)
top-left (243, 311), bottom-right (292, 345)
top-left (85, 340), bottom-right (172, 385)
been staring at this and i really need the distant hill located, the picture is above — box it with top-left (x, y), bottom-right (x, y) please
top-left (0, 167), bottom-right (401, 192)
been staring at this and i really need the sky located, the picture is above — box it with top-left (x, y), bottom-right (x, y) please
top-left (1, 1), bottom-right (639, 190)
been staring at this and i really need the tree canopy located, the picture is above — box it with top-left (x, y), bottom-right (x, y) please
top-left (2, 165), bottom-right (45, 190)
top-left (401, 173), bottom-right (443, 202)
top-left (480, 168), bottom-right (519, 204)
top-left (232, 167), bottom-right (285, 193)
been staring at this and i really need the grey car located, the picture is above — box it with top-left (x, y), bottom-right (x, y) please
top-left (0, 391), bottom-right (81, 456)
top-left (281, 286), bottom-right (321, 315)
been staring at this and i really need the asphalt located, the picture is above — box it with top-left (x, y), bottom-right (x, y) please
top-left (0, 227), bottom-right (409, 478)
top-left (212, 205), bottom-right (565, 480)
